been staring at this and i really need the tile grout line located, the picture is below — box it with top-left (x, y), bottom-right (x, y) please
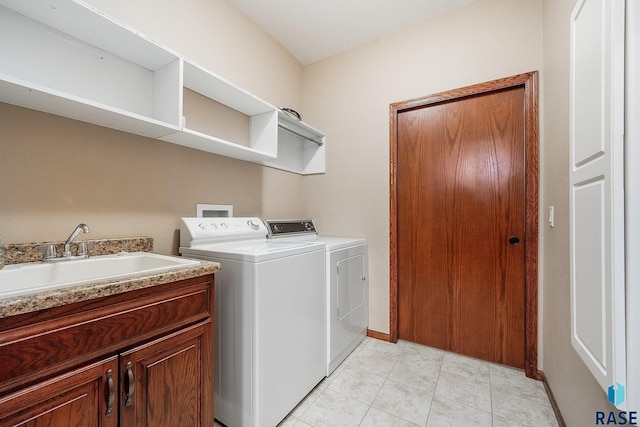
top-left (350, 337), bottom-right (394, 426)
top-left (359, 339), bottom-right (405, 426)
top-left (293, 336), bottom-right (377, 427)
top-left (363, 340), bottom-right (437, 427)
top-left (424, 347), bottom-right (447, 427)
top-left (489, 362), bottom-right (495, 427)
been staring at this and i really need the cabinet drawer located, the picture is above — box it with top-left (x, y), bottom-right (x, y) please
top-left (0, 276), bottom-right (213, 394)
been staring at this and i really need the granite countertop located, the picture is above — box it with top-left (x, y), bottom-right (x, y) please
top-left (0, 237), bottom-right (221, 319)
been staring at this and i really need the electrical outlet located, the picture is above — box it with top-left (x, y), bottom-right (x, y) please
top-left (549, 206), bottom-right (555, 228)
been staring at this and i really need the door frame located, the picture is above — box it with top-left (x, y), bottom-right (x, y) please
top-left (389, 71), bottom-right (540, 379)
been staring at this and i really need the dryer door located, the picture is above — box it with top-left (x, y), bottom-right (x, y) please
top-left (336, 254), bottom-right (366, 320)
top-left (329, 247), bottom-right (369, 375)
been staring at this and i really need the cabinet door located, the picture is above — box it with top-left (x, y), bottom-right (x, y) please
top-left (119, 322), bottom-right (213, 427)
top-left (0, 357), bottom-right (118, 427)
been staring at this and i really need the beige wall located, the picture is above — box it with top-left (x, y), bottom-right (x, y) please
top-left (301, 0), bottom-right (543, 335)
top-left (541, 0), bottom-right (611, 424)
top-left (0, 0), bottom-right (305, 254)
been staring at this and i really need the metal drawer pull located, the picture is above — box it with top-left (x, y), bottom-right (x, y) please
top-left (124, 361), bottom-right (135, 406)
top-left (105, 369), bottom-right (115, 416)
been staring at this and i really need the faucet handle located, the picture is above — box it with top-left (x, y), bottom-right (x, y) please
top-left (77, 241), bottom-right (94, 257)
top-left (38, 244), bottom-right (57, 261)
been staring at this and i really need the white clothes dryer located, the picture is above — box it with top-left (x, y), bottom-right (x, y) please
top-left (317, 236), bottom-right (368, 375)
top-left (179, 217), bottom-right (326, 427)
top-left (264, 220), bottom-right (369, 376)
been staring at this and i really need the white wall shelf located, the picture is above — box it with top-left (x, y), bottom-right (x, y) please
top-left (262, 110), bottom-right (326, 174)
top-left (0, 0), bottom-right (325, 175)
top-left (0, 0), bottom-right (182, 138)
top-left (161, 128), bottom-right (277, 163)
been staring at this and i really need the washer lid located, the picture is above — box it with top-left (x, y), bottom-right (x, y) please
top-left (179, 239), bottom-right (324, 262)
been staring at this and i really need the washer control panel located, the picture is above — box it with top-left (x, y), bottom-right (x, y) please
top-left (180, 217), bottom-right (268, 246)
top-left (264, 220), bottom-right (318, 238)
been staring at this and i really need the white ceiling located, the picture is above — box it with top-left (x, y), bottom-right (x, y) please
top-left (228, 0), bottom-right (477, 65)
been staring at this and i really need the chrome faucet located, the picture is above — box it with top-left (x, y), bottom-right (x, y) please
top-left (63, 223), bottom-right (90, 257)
top-left (39, 223), bottom-right (92, 263)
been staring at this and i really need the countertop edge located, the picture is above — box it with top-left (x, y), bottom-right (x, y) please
top-left (0, 259), bottom-right (221, 319)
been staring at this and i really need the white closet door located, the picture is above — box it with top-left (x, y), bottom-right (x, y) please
top-left (569, 0), bottom-right (626, 407)
top-left (625, 0), bottom-right (640, 413)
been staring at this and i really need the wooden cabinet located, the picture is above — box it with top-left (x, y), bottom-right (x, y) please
top-left (0, 357), bottom-right (119, 427)
top-left (0, 274), bottom-right (214, 426)
top-left (120, 323), bottom-right (212, 426)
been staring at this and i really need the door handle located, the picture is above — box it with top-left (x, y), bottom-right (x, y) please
top-left (509, 236), bottom-right (520, 246)
top-left (124, 361), bottom-right (135, 406)
top-left (105, 369), bottom-right (115, 416)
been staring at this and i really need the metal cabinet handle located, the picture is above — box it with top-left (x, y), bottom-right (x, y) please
top-left (105, 369), bottom-right (115, 416)
top-left (509, 236), bottom-right (520, 246)
top-left (124, 361), bottom-right (135, 407)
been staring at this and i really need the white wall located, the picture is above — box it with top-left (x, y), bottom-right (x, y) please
top-left (301, 0), bottom-right (543, 335)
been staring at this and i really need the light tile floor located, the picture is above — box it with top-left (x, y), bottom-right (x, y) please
top-left (217, 337), bottom-right (560, 427)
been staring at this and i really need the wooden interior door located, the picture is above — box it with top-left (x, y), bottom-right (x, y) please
top-left (395, 82), bottom-right (530, 369)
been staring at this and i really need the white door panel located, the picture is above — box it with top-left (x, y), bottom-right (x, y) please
top-left (572, 179), bottom-right (606, 369)
top-left (570, 0), bottom-right (626, 407)
top-left (625, 0), bottom-right (640, 413)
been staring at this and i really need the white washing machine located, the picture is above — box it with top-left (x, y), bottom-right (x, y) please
top-left (179, 217), bottom-right (326, 427)
top-left (264, 220), bottom-right (369, 376)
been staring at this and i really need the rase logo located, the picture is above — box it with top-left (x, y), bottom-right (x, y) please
top-left (595, 383), bottom-right (638, 425)
top-left (596, 411), bottom-right (638, 425)
top-left (609, 383), bottom-right (626, 407)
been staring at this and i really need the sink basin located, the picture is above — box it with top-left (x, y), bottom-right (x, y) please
top-left (0, 252), bottom-right (200, 299)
